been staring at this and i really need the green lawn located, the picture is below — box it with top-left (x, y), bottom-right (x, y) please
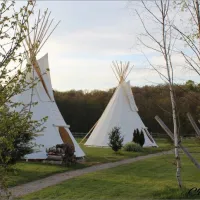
top-left (80, 138), bottom-right (172, 165)
top-left (19, 146), bottom-right (200, 200)
top-left (9, 138), bottom-right (200, 188)
top-left (7, 162), bottom-right (87, 187)
top-left (7, 138), bottom-right (172, 187)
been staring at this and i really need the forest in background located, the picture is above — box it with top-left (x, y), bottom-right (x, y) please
top-left (54, 80), bottom-right (200, 137)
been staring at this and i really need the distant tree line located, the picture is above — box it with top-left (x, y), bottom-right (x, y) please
top-left (54, 80), bottom-right (200, 137)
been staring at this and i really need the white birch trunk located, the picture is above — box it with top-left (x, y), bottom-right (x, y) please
top-left (138, 0), bottom-right (182, 187)
top-left (169, 86), bottom-right (182, 188)
top-left (161, 0), bottom-right (182, 187)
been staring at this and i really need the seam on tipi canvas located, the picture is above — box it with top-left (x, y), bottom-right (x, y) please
top-left (122, 82), bottom-right (138, 112)
top-left (32, 59), bottom-right (53, 101)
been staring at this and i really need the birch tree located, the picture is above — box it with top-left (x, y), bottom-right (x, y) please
top-left (134, 0), bottom-right (182, 188)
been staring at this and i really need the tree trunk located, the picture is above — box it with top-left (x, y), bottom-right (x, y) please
top-left (169, 85), bottom-right (182, 188)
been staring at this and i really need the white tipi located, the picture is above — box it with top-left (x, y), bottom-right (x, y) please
top-left (84, 61), bottom-right (158, 147)
top-left (12, 10), bottom-right (85, 158)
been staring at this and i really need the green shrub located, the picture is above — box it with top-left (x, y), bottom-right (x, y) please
top-left (133, 129), bottom-right (139, 144)
top-left (139, 130), bottom-right (145, 147)
top-left (133, 129), bottom-right (145, 147)
top-left (123, 142), bottom-right (143, 152)
top-left (108, 127), bottom-right (124, 152)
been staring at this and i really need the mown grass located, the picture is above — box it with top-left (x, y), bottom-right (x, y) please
top-left (79, 138), bottom-right (172, 165)
top-left (7, 162), bottom-right (87, 187)
top-left (19, 145), bottom-right (200, 200)
top-left (7, 138), bottom-right (172, 187)
top-left (8, 138), bottom-right (198, 188)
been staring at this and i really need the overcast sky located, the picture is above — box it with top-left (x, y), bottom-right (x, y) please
top-left (16, 1), bottom-right (199, 91)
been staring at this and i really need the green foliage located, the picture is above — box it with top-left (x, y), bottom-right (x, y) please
top-left (140, 130), bottom-right (145, 147)
top-left (133, 129), bottom-right (145, 147)
top-left (0, 1), bottom-right (45, 197)
top-left (123, 142), bottom-right (143, 152)
top-left (185, 80), bottom-right (197, 91)
top-left (133, 129), bottom-right (140, 144)
top-left (0, 106), bottom-right (42, 166)
top-left (108, 127), bottom-right (124, 152)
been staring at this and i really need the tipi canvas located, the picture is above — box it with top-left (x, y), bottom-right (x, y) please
top-left (11, 10), bottom-right (85, 159)
top-left (13, 54), bottom-right (85, 159)
top-left (85, 61), bottom-right (158, 147)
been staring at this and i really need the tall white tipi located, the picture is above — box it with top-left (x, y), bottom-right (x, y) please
top-left (84, 61), bottom-right (158, 147)
top-left (12, 10), bottom-right (85, 159)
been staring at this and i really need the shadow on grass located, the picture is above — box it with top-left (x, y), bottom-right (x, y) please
top-left (152, 186), bottom-right (200, 199)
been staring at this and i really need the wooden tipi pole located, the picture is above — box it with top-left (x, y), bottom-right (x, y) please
top-left (79, 120), bottom-right (99, 144)
top-left (187, 112), bottom-right (200, 138)
top-left (155, 115), bottom-right (200, 169)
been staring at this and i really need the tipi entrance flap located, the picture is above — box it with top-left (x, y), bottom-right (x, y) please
top-left (59, 127), bottom-right (75, 149)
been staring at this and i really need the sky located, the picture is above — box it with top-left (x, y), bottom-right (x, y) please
top-left (15, 1), bottom-right (200, 91)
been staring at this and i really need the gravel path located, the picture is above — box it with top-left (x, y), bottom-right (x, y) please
top-left (10, 150), bottom-right (173, 198)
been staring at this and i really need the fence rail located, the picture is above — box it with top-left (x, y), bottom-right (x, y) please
top-left (72, 132), bottom-right (87, 138)
top-left (72, 132), bottom-right (196, 139)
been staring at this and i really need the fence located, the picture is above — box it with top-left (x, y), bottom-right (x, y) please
top-left (72, 132), bottom-right (171, 138)
top-left (72, 132), bottom-right (87, 138)
top-left (72, 132), bottom-right (196, 139)
top-left (151, 133), bottom-right (169, 138)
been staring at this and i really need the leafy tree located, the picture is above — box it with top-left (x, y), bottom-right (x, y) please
top-left (186, 80), bottom-right (196, 91)
top-left (108, 127), bottom-right (124, 152)
top-left (0, 105), bottom-right (46, 165)
top-left (0, 1), bottom-right (45, 198)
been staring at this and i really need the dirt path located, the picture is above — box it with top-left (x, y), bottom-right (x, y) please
top-left (10, 150), bottom-right (173, 198)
